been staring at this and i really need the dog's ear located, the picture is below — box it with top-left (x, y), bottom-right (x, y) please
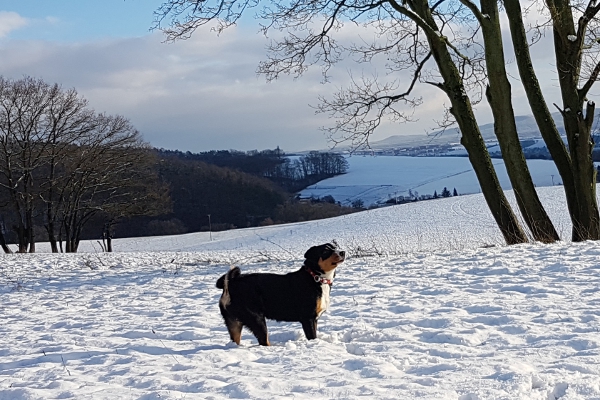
top-left (304, 245), bottom-right (324, 261)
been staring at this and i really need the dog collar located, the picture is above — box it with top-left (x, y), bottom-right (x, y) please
top-left (306, 268), bottom-right (333, 285)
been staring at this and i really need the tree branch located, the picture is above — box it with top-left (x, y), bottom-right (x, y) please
top-left (459, 0), bottom-right (484, 25)
top-left (579, 60), bottom-right (600, 99)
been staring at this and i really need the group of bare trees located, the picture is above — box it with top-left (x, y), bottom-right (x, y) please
top-left (0, 77), bottom-right (168, 253)
top-left (154, 0), bottom-right (600, 245)
top-left (295, 151), bottom-right (349, 179)
top-left (266, 151), bottom-right (348, 184)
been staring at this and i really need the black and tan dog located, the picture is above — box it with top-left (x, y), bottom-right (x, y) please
top-left (216, 243), bottom-right (345, 346)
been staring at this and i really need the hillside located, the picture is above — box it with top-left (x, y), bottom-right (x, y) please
top-left (357, 112), bottom-right (600, 161)
top-left (367, 113), bottom-right (566, 151)
top-left (68, 185), bottom-right (568, 255)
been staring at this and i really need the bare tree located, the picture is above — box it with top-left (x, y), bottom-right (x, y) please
top-left (153, 0), bottom-right (530, 244)
top-left (470, 0), bottom-right (559, 243)
top-left (0, 76), bottom-right (166, 253)
top-left (56, 115), bottom-right (163, 253)
top-left (38, 87), bottom-right (96, 252)
top-left (98, 149), bottom-right (171, 253)
top-left (0, 77), bottom-right (59, 252)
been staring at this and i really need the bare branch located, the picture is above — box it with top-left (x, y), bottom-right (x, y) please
top-left (153, 0), bottom-right (260, 40)
top-left (317, 51), bottom-right (432, 150)
top-left (579, 60), bottom-right (600, 98)
top-left (459, 0), bottom-right (484, 25)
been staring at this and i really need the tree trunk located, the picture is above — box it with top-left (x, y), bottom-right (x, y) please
top-left (64, 221), bottom-right (73, 253)
top-left (16, 223), bottom-right (28, 253)
top-left (71, 224), bottom-right (83, 253)
top-left (479, 0), bottom-right (559, 243)
top-left (411, 0), bottom-right (528, 244)
top-left (0, 220), bottom-right (12, 254)
top-left (45, 167), bottom-right (59, 253)
top-left (563, 101), bottom-right (600, 240)
top-left (103, 223), bottom-right (113, 253)
top-left (47, 221), bottom-right (59, 253)
top-left (550, 0), bottom-right (600, 240)
top-left (504, 0), bottom-right (580, 239)
top-left (506, 0), bottom-right (600, 241)
top-left (26, 209), bottom-right (35, 253)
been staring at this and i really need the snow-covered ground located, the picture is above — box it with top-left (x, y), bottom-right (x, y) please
top-left (299, 156), bottom-right (561, 207)
top-left (2, 186), bottom-right (600, 399)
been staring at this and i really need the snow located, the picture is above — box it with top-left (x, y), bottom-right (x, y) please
top-left (300, 156), bottom-right (561, 207)
top-left (524, 138), bottom-right (552, 149)
top-left (2, 185), bottom-right (600, 398)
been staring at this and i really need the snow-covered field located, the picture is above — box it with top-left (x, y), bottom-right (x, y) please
top-left (3, 186), bottom-right (600, 399)
top-left (300, 156), bottom-right (561, 206)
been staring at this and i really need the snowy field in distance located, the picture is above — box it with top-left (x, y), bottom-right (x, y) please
top-left (299, 156), bottom-right (561, 207)
top-left (3, 186), bottom-right (600, 399)
top-left (74, 186), bottom-right (571, 257)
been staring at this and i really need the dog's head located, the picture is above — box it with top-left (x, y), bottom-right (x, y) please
top-left (304, 242), bottom-right (345, 272)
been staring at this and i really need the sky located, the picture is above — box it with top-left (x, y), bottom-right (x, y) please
top-left (0, 1), bottom-right (573, 153)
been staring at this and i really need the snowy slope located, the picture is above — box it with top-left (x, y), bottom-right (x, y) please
top-left (2, 186), bottom-right (600, 399)
top-left (74, 186), bottom-right (571, 256)
top-left (299, 156), bottom-right (561, 207)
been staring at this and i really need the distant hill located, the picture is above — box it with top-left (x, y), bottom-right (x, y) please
top-left (368, 113), bottom-right (568, 150)
top-left (353, 112), bottom-right (600, 159)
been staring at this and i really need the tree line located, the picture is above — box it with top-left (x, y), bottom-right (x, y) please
top-left (156, 148), bottom-right (348, 191)
top-left (114, 149), bottom-right (352, 238)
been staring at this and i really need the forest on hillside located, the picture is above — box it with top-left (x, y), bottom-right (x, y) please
top-left (115, 148), bottom-right (357, 240)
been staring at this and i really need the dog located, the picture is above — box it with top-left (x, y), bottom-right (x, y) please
top-left (216, 243), bottom-right (345, 346)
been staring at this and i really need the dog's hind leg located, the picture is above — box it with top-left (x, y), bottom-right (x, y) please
top-left (245, 315), bottom-right (270, 346)
top-left (225, 318), bottom-right (243, 345)
top-left (301, 319), bottom-right (317, 340)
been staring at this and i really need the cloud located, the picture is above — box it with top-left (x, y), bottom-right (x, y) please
top-left (0, 19), bottom-right (564, 153)
top-left (0, 25), bottom-right (440, 152)
top-left (0, 30), bottom-right (326, 152)
top-left (0, 11), bottom-right (28, 38)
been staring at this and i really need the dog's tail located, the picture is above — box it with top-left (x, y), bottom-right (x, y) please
top-left (216, 266), bottom-right (241, 289)
top-left (217, 266), bottom-right (241, 309)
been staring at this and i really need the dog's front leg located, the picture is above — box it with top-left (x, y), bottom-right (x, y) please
top-left (301, 319), bottom-right (318, 340)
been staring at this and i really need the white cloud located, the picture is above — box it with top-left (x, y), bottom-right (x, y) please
top-left (0, 29), bottom-right (346, 152)
top-left (0, 18), bottom-right (566, 153)
top-left (0, 11), bottom-right (28, 38)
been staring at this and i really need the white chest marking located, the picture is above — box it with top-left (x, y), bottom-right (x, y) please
top-left (317, 270), bottom-right (335, 319)
top-left (318, 283), bottom-right (331, 318)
